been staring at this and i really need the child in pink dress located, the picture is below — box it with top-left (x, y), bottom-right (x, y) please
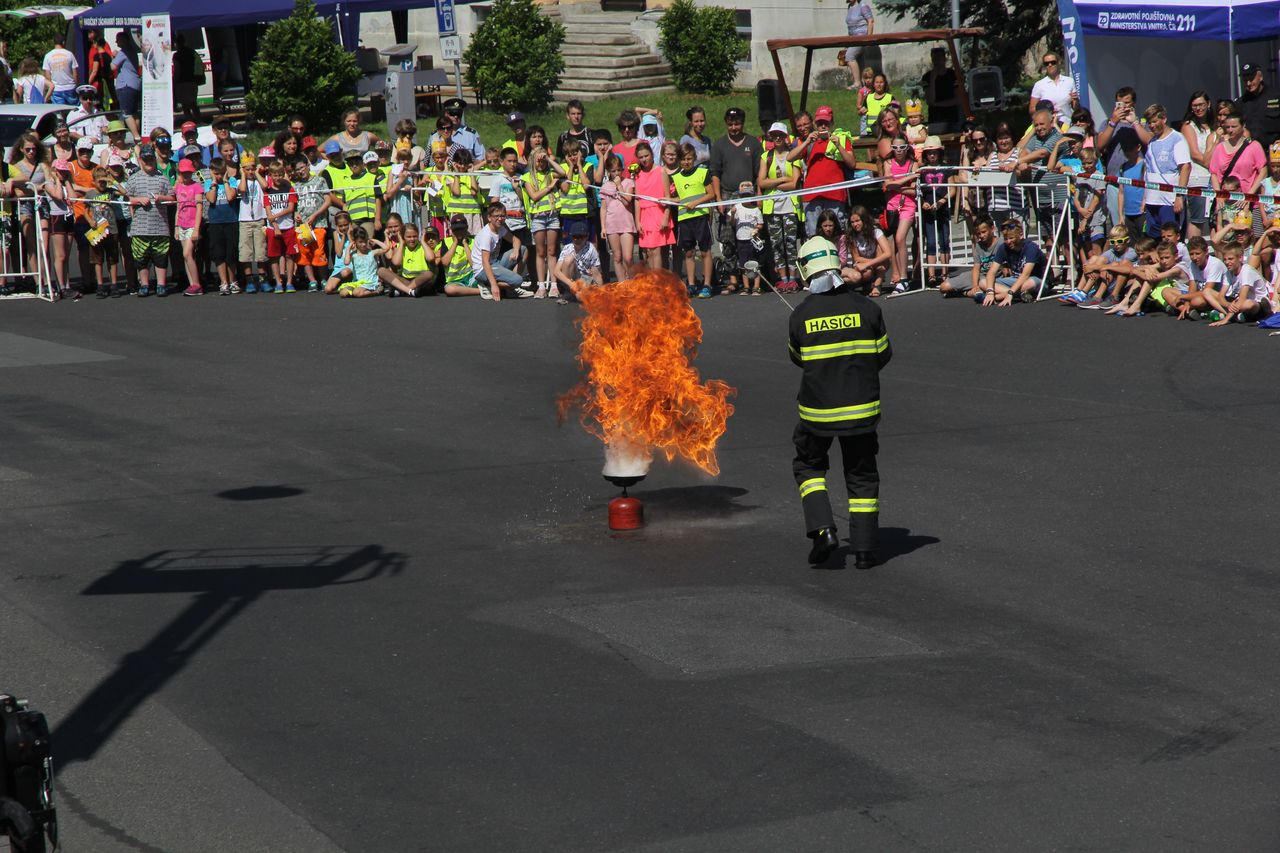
top-left (598, 154), bottom-right (637, 281)
top-left (632, 141), bottom-right (673, 269)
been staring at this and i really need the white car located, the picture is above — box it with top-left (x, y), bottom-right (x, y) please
top-left (0, 103), bottom-right (140, 162)
top-left (0, 104), bottom-right (73, 154)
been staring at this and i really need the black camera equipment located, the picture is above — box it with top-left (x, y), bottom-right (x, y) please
top-left (0, 693), bottom-right (56, 853)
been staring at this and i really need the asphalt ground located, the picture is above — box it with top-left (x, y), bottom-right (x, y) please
top-left (2, 284), bottom-right (1279, 852)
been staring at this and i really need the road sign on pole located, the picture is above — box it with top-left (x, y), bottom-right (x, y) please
top-left (436, 0), bottom-right (456, 35)
top-left (441, 35), bottom-right (462, 61)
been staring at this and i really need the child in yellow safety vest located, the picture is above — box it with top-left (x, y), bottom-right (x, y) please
top-left (672, 142), bottom-right (715, 298)
top-left (758, 121), bottom-right (804, 292)
top-left (523, 146), bottom-right (561, 296)
top-left (444, 149), bottom-right (483, 235)
top-left (556, 146), bottom-right (593, 241)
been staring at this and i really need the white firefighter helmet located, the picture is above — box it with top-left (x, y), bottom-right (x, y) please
top-left (797, 236), bottom-right (843, 293)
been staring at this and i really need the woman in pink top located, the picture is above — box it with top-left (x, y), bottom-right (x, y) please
top-left (598, 153), bottom-right (637, 281)
top-left (632, 141), bottom-right (673, 269)
top-left (1210, 111), bottom-right (1267, 231)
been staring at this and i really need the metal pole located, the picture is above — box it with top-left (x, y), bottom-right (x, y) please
top-left (951, 0), bottom-right (960, 31)
top-left (453, 59), bottom-right (463, 100)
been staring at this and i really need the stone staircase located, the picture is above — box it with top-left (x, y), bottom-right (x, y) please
top-left (546, 7), bottom-right (673, 103)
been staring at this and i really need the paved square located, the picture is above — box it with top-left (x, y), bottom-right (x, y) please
top-left (0, 332), bottom-right (121, 368)
top-left (553, 590), bottom-right (927, 673)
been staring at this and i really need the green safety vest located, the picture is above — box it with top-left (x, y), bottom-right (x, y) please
top-left (444, 174), bottom-right (482, 215)
top-left (525, 169), bottom-right (557, 215)
top-left (423, 167), bottom-right (447, 216)
top-left (759, 150), bottom-right (804, 221)
top-left (442, 236), bottom-right (472, 283)
top-left (400, 243), bottom-right (429, 275)
top-left (324, 163), bottom-right (349, 189)
top-left (557, 172), bottom-right (589, 217)
top-left (671, 166), bottom-right (709, 221)
top-left (343, 170), bottom-right (377, 221)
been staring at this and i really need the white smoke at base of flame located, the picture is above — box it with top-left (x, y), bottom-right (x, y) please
top-left (602, 437), bottom-right (653, 479)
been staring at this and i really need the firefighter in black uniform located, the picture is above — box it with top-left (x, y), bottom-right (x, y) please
top-left (789, 235), bottom-right (892, 568)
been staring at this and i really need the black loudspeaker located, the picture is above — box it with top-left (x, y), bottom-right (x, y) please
top-left (756, 79), bottom-right (785, 130)
top-left (967, 66), bottom-right (1005, 110)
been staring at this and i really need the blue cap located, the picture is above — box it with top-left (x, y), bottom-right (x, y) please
top-left (323, 140), bottom-right (342, 155)
top-left (568, 221), bottom-right (589, 237)
top-left (640, 114), bottom-right (658, 126)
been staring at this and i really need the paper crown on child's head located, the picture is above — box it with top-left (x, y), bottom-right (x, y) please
top-left (1232, 210), bottom-right (1254, 230)
top-left (1270, 141), bottom-right (1280, 162)
top-left (905, 99), bottom-right (923, 116)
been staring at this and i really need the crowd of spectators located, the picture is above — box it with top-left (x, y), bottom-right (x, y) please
top-left (1, 28), bottom-right (1278, 324)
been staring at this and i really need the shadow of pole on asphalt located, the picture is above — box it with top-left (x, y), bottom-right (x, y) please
top-left (53, 544), bottom-right (406, 766)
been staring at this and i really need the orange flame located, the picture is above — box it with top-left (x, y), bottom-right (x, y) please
top-left (557, 270), bottom-right (736, 476)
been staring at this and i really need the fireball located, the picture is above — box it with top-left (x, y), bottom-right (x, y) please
top-left (558, 270), bottom-right (736, 476)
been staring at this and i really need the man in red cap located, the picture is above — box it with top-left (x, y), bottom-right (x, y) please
top-left (787, 105), bottom-right (861, 236)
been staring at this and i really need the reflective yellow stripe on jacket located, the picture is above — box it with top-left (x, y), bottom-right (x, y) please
top-left (798, 400), bottom-right (881, 424)
top-left (790, 335), bottom-right (890, 362)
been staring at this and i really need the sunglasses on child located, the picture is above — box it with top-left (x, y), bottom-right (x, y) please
top-left (1108, 238), bottom-right (1129, 245)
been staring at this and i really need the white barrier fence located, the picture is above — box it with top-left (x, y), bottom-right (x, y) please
top-left (904, 168), bottom-right (1078, 301)
top-left (0, 202), bottom-right (55, 302)
top-left (4, 166), bottom-right (1089, 303)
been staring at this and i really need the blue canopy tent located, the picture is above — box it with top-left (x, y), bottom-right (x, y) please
top-left (1057, 0), bottom-right (1280, 122)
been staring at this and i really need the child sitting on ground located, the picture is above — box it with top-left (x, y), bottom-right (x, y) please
top-left (949, 213), bottom-right (997, 299)
top-left (1103, 236), bottom-right (1162, 316)
top-left (554, 221), bottom-right (603, 303)
top-left (439, 214), bottom-right (485, 298)
top-left (1068, 226), bottom-right (1138, 308)
top-left (980, 217), bottom-right (1047, 306)
top-left (1205, 241), bottom-right (1274, 326)
top-left (1177, 236), bottom-right (1229, 320)
top-left (324, 211), bottom-right (354, 294)
top-left (337, 228), bottom-right (383, 297)
top-left (376, 221), bottom-right (435, 297)
top-left (1146, 241), bottom-right (1196, 317)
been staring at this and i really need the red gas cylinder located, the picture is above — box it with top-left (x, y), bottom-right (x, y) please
top-left (608, 496), bottom-right (644, 530)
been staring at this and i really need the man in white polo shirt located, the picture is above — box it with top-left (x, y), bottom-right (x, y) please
top-left (1029, 52), bottom-right (1076, 126)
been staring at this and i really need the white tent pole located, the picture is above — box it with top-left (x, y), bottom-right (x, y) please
top-left (1229, 6), bottom-right (1238, 99)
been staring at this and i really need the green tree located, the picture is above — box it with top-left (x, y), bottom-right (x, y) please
top-left (246, 0), bottom-right (362, 129)
top-left (875, 0), bottom-right (1061, 86)
top-left (658, 0), bottom-right (746, 96)
top-left (0, 0), bottom-right (82, 78)
top-left (463, 0), bottom-right (565, 113)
